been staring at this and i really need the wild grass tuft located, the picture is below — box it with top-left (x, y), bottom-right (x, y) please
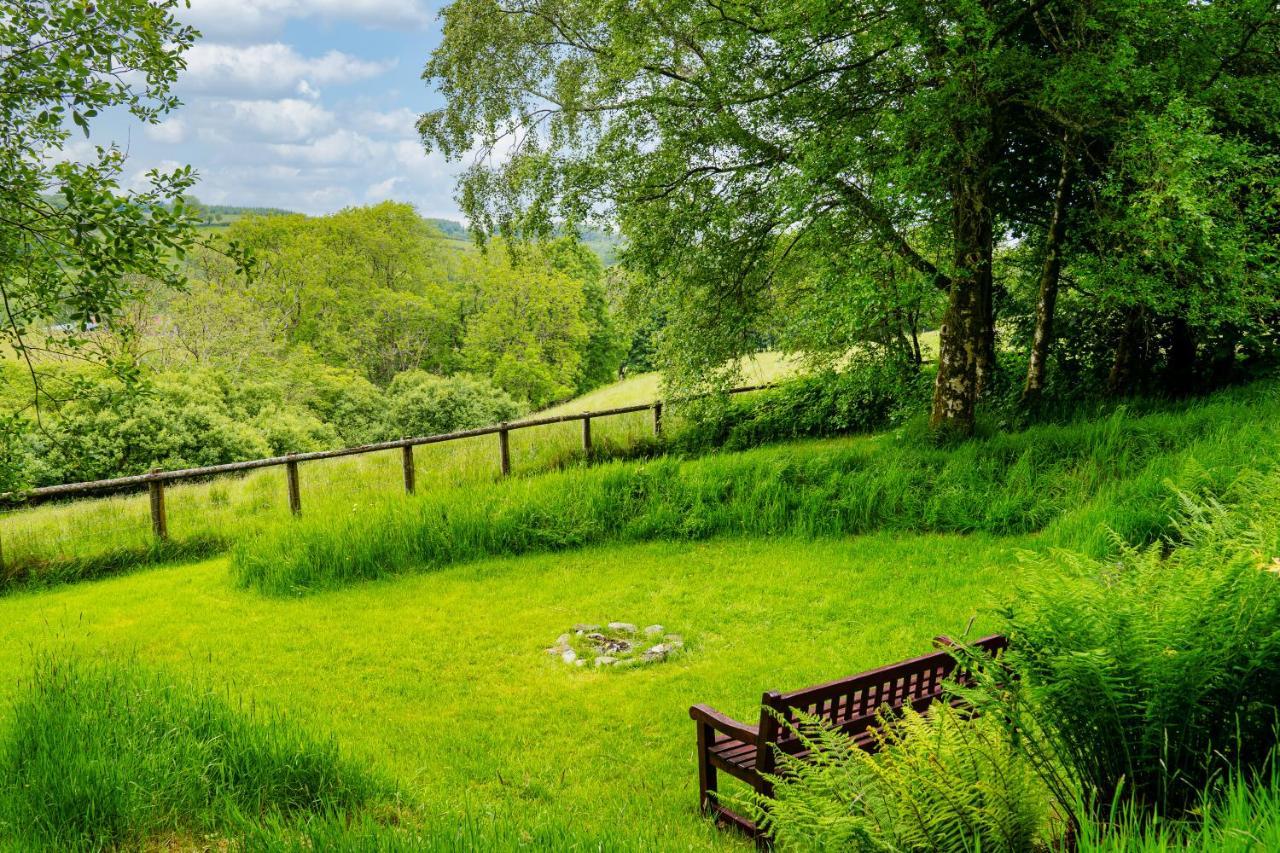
top-left (233, 379), bottom-right (1280, 595)
top-left (0, 653), bottom-right (394, 851)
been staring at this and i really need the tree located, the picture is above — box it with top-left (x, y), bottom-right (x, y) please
top-left (421, 0), bottom-right (1280, 434)
top-left (461, 240), bottom-right (590, 407)
top-left (0, 1), bottom-right (230, 427)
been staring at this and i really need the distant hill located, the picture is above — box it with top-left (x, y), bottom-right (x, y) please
top-left (424, 218), bottom-right (622, 266)
top-left (194, 207), bottom-right (622, 265)
top-left (197, 205), bottom-right (297, 227)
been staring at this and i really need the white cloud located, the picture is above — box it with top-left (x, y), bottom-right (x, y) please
top-left (182, 0), bottom-right (433, 42)
top-left (217, 99), bottom-right (336, 142)
top-left (145, 118), bottom-right (188, 144)
top-left (269, 129), bottom-right (387, 166)
top-left (181, 43), bottom-right (394, 97)
top-left (357, 107), bottom-right (419, 136)
top-left (366, 176), bottom-right (403, 200)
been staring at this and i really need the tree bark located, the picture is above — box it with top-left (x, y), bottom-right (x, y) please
top-left (1108, 307), bottom-right (1146, 395)
top-left (1166, 315), bottom-right (1197, 396)
top-left (931, 167), bottom-right (996, 436)
top-left (1021, 136), bottom-right (1074, 406)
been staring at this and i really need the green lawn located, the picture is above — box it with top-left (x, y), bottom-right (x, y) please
top-left (0, 532), bottom-right (1029, 848)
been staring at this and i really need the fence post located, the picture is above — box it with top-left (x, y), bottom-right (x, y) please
top-left (498, 424), bottom-right (511, 476)
top-left (653, 402), bottom-right (664, 437)
top-left (286, 457), bottom-right (301, 516)
top-left (582, 416), bottom-right (592, 457)
top-left (401, 443), bottom-right (416, 495)
top-left (148, 469), bottom-right (168, 541)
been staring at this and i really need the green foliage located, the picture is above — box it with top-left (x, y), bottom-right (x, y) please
top-left (0, 1), bottom-right (249, 437)
top-left (461, 239), bottom-right (596, 407)
top-left (1077, 753), bottom-right (1280, 851)
top-left (675, 362), bottom-right (931, 453)
top-left (758, 707), bottom-right (1044, 852)
top-left (23, 374), bottom-right (272, 485)
top-left (422, 0), bottom-right (1280, 429)
top-left (0, 653), bottom-right (391, 851)
top-left (990, 479), bottom-right (1280, 821)
top-left (386, 371), bottom-right (519, 437)
top-left (232, 378), bottom-right (1280, 595)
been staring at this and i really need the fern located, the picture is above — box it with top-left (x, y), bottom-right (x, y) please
top-left (756, 706), bottom-right (1045, 852)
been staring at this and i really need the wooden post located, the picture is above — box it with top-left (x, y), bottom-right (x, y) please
top-left (401, 444), bottom-right (416, 494)
top-left (286, 457), bottom-right (301, 516)
top-left (581, 416), bottom-right (592, 456)
top-left (498, 425), bottom-right (511, 476)
top-left (653, 402), bottom-right (664, 437)
top-left (148, 469), bottom-right (168, 541)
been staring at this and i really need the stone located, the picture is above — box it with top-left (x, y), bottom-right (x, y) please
top-left (607, 622), bottom-right (638, 633)
top-left (595, 656), bottom-right (617, 667)
top-left (556, 634), bottom-right (570, 646)
top-left (561, 649), bottom-right (578, 665)
top-left (642, 644), bottom-right (671, 662)
top-left (572, 624), bottom-right (600, 634)
top-left (586, 632), bottom-right (607, 642)
top-left (575, 659), bottom-right (586, 667)
top-left (643, 624), bottom-right (665, 636)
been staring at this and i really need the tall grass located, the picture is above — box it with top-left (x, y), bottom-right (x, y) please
top-left (0, 653), bottom-right (393, 851)
top-left (1078, 754), bottom-right (1280, 851)
top-left (233, 380), bottom-right (1280, 595)
top-left (0, 407), bottom-right (661, 592)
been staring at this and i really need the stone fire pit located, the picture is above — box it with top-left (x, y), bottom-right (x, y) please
top-left (547, 621), bottom-right (684, 668)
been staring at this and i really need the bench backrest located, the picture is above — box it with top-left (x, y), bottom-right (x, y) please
top-left (755, 634), bottom-right (1007, 770)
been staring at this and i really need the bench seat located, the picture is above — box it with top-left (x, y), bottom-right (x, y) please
top-left (689, 634), bottom-right (1008, 838)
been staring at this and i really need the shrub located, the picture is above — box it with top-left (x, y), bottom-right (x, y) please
top-left (0, 653), bottom-right (391, 850)
top-left (674, 361), bottom-right (931, 453)
top-left (251, 406), bottom-right (340, 455)
top-left (757, 706), bottom-right (1045, 852)
top-left (23, 375), bottom-right (272, 485)
top-left (387, 370), bottom-right (521, 437)
top-left (989, 477), bottom-right (1280, 821)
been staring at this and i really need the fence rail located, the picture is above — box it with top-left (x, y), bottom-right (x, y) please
top-left (1, 385), bottom-right (770, 534)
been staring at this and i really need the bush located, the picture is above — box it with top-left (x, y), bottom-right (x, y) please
top-left (0, 653), bottom-right (391, 850)
top-left (989, 476), bottom-right (1280, 821)
top-left (674, 361), bottom-right (931, 453)
top-left (386, 370), bottom-right (521, 438)
top-left (757, 706), bottom-right (1044, 852)
top-left (252, 406), bottom-right (340, 455)
top-left (23, 375), bottom-right (272, 485)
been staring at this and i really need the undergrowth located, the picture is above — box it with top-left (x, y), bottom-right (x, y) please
top-left (233, 379), bottom-right (1280, 595)
top-left (0, 653), bottom-right (395, 851)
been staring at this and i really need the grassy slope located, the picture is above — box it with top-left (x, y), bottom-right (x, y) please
top-left (0, 353), bottom-right (800, 588)
top-left (0, 534), bottom-right (1025, 849)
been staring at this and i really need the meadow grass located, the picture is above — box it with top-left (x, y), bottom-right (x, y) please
top-left (0, 652), bottom-right (393, 851)
top-left (0, 534), bottom-right (1025, 850)
top-left (233, 378), bottom-right (1280, 596)
top-left (0, 354), bottom-right (801, 592)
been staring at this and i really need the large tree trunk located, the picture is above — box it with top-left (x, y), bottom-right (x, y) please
top-left (1166, 315), bottom-right (1197, 396)
top-left (931, 168), bottom-right (995, 435)
top-left (1108, 307), bottom-right (1146, 395)
top-left (1021, 137), bottom-right (1074, 406)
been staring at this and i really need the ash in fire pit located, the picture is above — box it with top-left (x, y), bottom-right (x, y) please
top-left (547, 621), bottom-right (684, 668)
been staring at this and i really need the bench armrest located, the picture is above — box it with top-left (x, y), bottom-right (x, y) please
top-left (690, 704), bottom-right (760, 745)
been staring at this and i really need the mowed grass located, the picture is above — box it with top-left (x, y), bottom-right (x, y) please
top-left (0, 354), bottom-right (803, 591)
top-left (0, 533), bottom-right (1027, 849)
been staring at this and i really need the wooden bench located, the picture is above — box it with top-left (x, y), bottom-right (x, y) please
top-left (689, 634), bottom-right (1008, 837)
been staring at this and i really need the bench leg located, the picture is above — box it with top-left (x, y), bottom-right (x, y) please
top-left (696, 721), bottom-right (719, 814)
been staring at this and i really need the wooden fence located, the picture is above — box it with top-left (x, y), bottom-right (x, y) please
top-left (1, 385), bottom-right (768, 544)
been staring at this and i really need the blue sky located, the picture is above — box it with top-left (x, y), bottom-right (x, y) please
top-left (84, 1), bottom-right (466, 218)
